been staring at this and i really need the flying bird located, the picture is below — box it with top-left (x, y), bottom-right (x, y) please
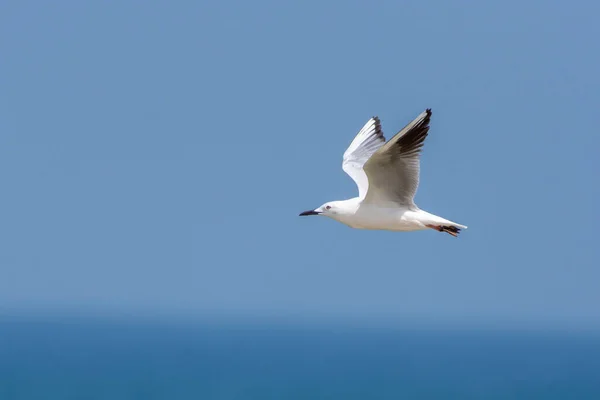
top-left (299, 109), bottom-right (467, 237)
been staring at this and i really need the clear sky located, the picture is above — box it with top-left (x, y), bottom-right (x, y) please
top-left (1, 1), bottom-right (599, 328)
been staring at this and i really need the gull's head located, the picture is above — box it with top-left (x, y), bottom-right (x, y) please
top-left (299, 201), bottom-right (346, 218)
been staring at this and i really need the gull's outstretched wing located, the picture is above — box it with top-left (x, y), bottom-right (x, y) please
top-left (342, 117), bottom-right (385, 199)
top-left (362, 109), bottom-right (432, 208)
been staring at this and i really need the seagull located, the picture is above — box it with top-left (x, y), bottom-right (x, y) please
top-left (299, 109), bottom-right (467, 237)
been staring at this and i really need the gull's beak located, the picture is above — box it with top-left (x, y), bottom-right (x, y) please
top-left (299, 210), bottom-right (321, 216)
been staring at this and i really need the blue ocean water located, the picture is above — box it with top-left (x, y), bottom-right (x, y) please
top-left (0, 317), bottom-right (599, 399)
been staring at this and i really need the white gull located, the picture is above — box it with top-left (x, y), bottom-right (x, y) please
top-left (299, 109), bottom-right (467, 237)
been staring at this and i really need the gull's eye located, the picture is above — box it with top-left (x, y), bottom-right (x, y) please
top-left (325, 205), bottom-right (331, 210)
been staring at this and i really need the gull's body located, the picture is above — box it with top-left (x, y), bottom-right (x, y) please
top-left (300, 109), bottom-right (467, 237)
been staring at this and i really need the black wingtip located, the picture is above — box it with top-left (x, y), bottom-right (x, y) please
top-left (423, 108), bottom-right (432, 123)
top-left (390, 108), bottom-right (433, 157)
top-left (371, 116), bottom-right (384, 141)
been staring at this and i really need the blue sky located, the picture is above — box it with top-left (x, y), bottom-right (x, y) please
top-left (1, 0), bottom-right (598, 328)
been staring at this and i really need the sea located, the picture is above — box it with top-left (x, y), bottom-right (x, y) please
top-left (1, 315), bottom-right (599, 399)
